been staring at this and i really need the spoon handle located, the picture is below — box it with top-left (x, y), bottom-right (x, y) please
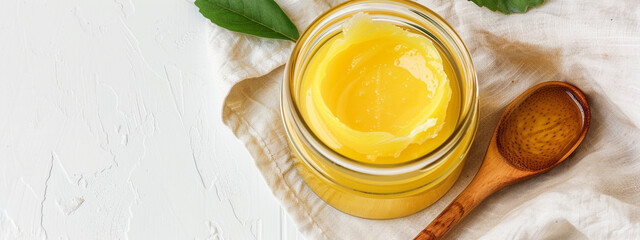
top-left (414, 156), bottom-right (511, 240)
top-left (413, 183), bottom-right (489, 239)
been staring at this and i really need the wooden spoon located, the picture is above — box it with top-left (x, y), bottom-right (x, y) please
top-left (414, 81), bottom-right (591, 240)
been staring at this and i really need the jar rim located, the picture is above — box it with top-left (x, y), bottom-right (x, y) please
top-left (281, 0), bottom-right (478, 175)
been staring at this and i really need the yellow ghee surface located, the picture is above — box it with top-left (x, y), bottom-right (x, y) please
top-left (299, 14), bottom-right (460, 164)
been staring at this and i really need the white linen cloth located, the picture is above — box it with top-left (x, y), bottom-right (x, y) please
top-left (210, 0), bottom-right (640, 239)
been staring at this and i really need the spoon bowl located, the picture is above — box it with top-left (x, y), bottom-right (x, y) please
top-left (415, 81), bottom-right (590, 240)
top-left (497, 82), bottom-right (589, 172)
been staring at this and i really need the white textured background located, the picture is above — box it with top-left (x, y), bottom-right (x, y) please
top-left (0, 0), bottom-right (304, 239)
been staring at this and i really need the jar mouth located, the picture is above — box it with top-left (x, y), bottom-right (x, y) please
top-left (281, 0), bottom-right (478, 175)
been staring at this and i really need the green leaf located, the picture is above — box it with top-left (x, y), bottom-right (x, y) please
top-left (195, 0), bottom-right (299, 41)
top-left (469, 0), bottom-right (544, 14)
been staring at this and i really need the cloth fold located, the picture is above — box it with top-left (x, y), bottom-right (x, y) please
top-left (212, 0), bottom-right (640, 239)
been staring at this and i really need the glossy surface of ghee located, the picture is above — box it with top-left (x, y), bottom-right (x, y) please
top-left (298, 14), bottom-right (460, 164)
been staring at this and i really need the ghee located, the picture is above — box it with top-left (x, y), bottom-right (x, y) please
top-left (299, 14), bottom-right (460, 164)
top-left (282, 0), bottom-right (478, 220)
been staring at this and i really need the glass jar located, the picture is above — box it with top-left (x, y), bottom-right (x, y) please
top-left (281, 0), bottom-right (478, 219)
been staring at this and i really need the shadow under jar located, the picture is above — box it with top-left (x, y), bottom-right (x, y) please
top-left (281, 0), bottom-right (478, 219)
